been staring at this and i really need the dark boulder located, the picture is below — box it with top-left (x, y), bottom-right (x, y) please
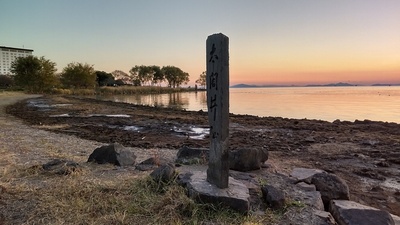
top-left (87, 143), bottom-right (136, 166)
top-left (330, 200), bottom-right (395, 225)
top-left (136, 157), bottom-right (169, 171)
top-left (176, 146), bottom-right (209, 165)
top-left (229, 148), bottom-right (268, 172)
top-left (150, 163), bottom-right (176, 183)
top-left (42, 159), bottom-right (81, 175)
top-left (311, 173), bottom-right (349, 209)
top-left (261, 185), bottom-right (286, 210)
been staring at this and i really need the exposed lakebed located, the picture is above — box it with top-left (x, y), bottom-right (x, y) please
top-left (6, 95), bottom-right (400, 216)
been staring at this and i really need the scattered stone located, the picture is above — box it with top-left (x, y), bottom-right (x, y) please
top-left (296, 182), bottom-right (317, 192)
top-left (370, 185), bottom-right (384, 192)
top-left (176, 146), bottom-right (209, 165)
top-left (42, 159), bottom-right (81, 175)
top-left (333, 119), bottom-right (341, 124)
top-left (150, 163), bottom-right (176, 183)
top-left (177, 172), bottom-right (194, 187)
top-left (261, 185), bottom-right (286, 210)
top-left (303, 191), bottom-right (324, 211)
top-left (376, 161), bottom-right (390, 167)
top-left (229, 148), bottom-right (268, 172)
top-left (311, 173), bottom-right (349, 208)
top-left (184, 171), bottom-right (250, 214)
top-left (305, 136), bottom-right (316, 143)
top-left (330, 200), bottom-right (395, 225)
top-left (391, 214), bottom-right (400, 225)
top-left (87, 143), bottom-right (136, 166)
top-left (314, 210), bottom-right (338, 225)
top-left (353, 168), bottom-right (386, 180)
top-left (290, 168), bottom-right (325, 183)
top-left (361, 139), bottom-right (379, 146)
top-left (136, 157), bottom-right (169, 171)
top-left (354, 153), bottom-right (368, 160)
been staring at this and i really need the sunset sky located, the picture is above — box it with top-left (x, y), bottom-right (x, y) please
top-left (1, 0), bottom-right (399, 86)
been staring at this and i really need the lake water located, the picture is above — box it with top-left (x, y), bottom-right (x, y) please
top-left (98, 86), bottom-right (400, 123)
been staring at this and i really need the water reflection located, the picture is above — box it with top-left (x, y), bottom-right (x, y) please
top-left (96, 87), bottom-right (400, 123)
top-left (98, 91), bottom-right (208, 111)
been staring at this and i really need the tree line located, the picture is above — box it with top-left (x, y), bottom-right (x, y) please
top-left (2, 55), bottom-right (205, 92)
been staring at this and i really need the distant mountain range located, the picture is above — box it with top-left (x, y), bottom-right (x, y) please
top-left (230, 82), bottom-right (400, 88)
top-left (305, 82), bottom-right (355, 87)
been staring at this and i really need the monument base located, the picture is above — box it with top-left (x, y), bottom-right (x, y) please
top-left (184, 171), bottom-right (250, 214)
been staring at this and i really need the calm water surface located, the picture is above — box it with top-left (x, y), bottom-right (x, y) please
top-left (98, 86), bottom-right (400, 123)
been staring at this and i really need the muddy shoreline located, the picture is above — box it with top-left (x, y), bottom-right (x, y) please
top-left (6, 94), bottom-right (400, 216)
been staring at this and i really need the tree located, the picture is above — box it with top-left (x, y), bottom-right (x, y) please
top-left (95, 71), bottom-right (114, 86)
top-left (11, 55), bottom-right (58, 92)
top-left (0, 75), bottom-right (14, 88)
top-left (129, 65), bottom-right (163, 86)
top-left (195, 71), bottom-right (206, 88)
top-left (129, 66), bottom-right (141, 86)
top-left (151, 65), bottom-right (164, 86)
top-left (61, 62), bottom-right (96, 89)
top-left (111, 70), bottom-right (132, 85)
top-left (138, 65), bottom-right (154, 86)
top-left (161, 66), bottom-right (190, 88)
top-left (38, 57), bottom-right (59, 90)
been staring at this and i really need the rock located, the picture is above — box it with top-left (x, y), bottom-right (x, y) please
top-left (391, 214), bottom-right (400, 225)
top-left (361, 139), bottom-right (379, 146)
top-left (296, 182), bottom-right (317, 192)
top-left (311, 173), bottom-right (349, 209)
top-left (376, 161), bottom-right (390, 167)
top-left (330, 200), bottom-right (395, 225)
top-left (177, 172), bottom-right (194, 187)
top-left (303, 191), bottom-right (325, 211)
top-left (136, 157), bottom-right (168, 171)
top-left (305, 136), bottom-right (316, 142)
top-left (150, 163), bottom-right (176, 183)
top-left (314, 210), bottom-right (338, 225)
top-left (261, 185), bottom-right (286, 210)
top-left (42, 159), bottom-right (81, 175)
top-left (229, 148), bottom-right (268, 172)
top-left (333, 119), bottom-right (341, 124)
top-left (176, 146), bottom-right (209, 165)
top-left (117, 148), bottom-right (137, 166)
top-left (87, 143), bottom-right (136, 166)
top-left (290, 168), bottom-right (326, 183)
top-left (184, 171), bottom-right (250, 214)
top-left (353, 168), bottom-right (386, 180)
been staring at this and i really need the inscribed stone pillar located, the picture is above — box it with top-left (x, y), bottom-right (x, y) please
top-left (206, 33), bottom-right (229, 189)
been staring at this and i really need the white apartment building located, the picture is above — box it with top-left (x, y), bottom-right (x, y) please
top-left (0, 46), bottom-right (34, 75)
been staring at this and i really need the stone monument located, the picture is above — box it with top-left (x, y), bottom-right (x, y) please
top-left (206, 33), bottom-right (230, 189)
top-left (180, 33), bottom-right (250, 214)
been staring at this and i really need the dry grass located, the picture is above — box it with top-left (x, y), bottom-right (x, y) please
top-left (1, 163), bottom-right (273, 225)
top-left (96, 86), bottom-right (199, 95)
top-left (0, 92), bottom-right (284, 224)
top-left (48, 86), bottom-right (201, 96)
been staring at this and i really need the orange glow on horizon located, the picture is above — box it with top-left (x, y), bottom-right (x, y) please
top-left (230, 69), bottom-right (400, 86)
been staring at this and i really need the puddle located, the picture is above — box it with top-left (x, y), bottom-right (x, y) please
top-left (123, 125), bottom-right (142, 132)
top-left (28, 100), bottom-right (51, 109)
top-left (106, 114), bottom-right (131, 118)
top-left (49, 114), bottom-right (131, 118)
top-left (88, 114), bottom-right (131, 118)
top-left (49, 114), bottom-right (70, 117)
top-left (173, 126), bottom-right (209, 140)
top-left (53, 104), bottom-right (73, 107)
